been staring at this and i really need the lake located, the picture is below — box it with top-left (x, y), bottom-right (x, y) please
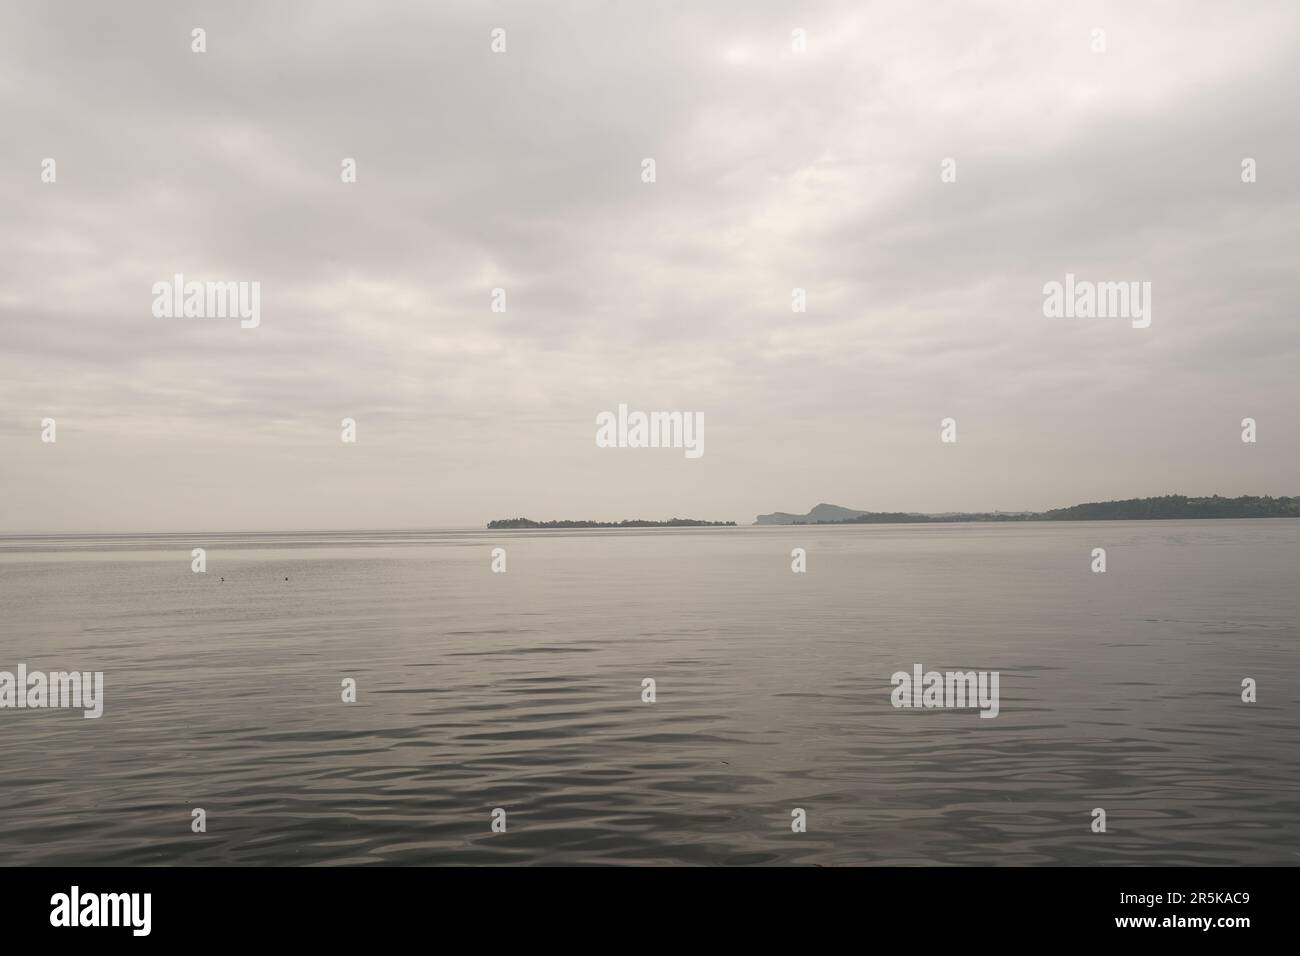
top-left (1, 521), bottom-right (1297, 865)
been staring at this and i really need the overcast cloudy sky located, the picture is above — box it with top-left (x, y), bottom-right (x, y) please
top-left (1, 1), bottom-right (1297, 533)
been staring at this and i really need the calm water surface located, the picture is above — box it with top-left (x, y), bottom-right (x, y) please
top-left (1, 521), bottom-right (1297, 865)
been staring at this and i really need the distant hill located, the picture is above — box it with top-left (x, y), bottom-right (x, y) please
top-left (756, 495), bottom-right (1300, 525)
top-left (1041, 495), bottom-right (1300, 521)
top-left (755, 503), bottom-right (872, 525)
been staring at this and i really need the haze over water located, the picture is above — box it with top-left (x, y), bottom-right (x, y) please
top-left (1, 520), bottom-right (1297, 866)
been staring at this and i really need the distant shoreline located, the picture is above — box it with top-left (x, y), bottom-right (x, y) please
top-left (756, 494), bottom-right (1300, 526)
top-left (487, 495), bottom-right (1300, 531)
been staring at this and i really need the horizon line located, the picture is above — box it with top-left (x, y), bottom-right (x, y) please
top-left (5, 492), bottom-right (1298, 538)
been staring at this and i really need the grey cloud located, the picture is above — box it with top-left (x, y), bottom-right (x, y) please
top-left (1, 1), bottom-right (1297, 531)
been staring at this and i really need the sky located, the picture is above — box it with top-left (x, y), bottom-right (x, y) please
top-left (1, 1), bottom-right (1298, 533)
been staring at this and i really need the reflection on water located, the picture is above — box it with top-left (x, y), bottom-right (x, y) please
top-left (1, 521), bottom-right (1297, 865)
